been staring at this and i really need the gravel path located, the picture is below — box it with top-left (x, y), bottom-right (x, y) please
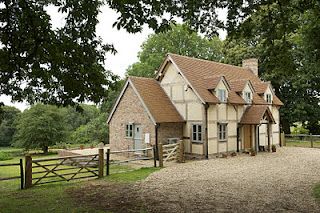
top-left (139, 147), bottom-right (320, 212)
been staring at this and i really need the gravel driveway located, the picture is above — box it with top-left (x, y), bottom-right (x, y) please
top-left (139, 147), bottom-right (320, 212)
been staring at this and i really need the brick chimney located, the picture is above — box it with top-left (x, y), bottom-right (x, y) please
top-left (242, 58), bottom-right (258, 76)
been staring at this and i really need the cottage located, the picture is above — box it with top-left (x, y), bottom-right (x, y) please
top-left (107, 54), bottom-right (283, 157)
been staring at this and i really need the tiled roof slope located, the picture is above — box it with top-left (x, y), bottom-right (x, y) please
top-left (168, 53), bottom-right (283, 106)
top-left (240, 105), bottom-right (276, 124)
top-left (129, 76), bottom-right (184, 123)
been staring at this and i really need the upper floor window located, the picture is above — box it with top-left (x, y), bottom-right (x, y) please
top-left (244, 92), bottom-right (252, 103)
top-left (217, 89), bottom-right (227, 102)
top-left (125, 124), bottom-right (133, 138)
top-left (218, 123), bottom-right (227, 141)
top-left (192, 124), bottom-right (202, 143)
top-left (266, 94), bottom-right (272, 104)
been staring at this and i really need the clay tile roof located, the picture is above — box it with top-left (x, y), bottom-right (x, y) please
top-left (204, 76), bottom-right (223, 90)
top-left (252, 82), bottom-right (269, 94)
top-left (252, 93), bottom-right (268, 105)
top-left (228, 91), bottom-right (246, 105)
top-left (228, 80), bottom-right (248, 92)
top-left (272, 95), bottom-right (284, 106)
top-left (240, 105), bottom-right (276, 125)
top-left (129, 76), bottom-right (184, 123)
top-left (168, 53), bottom-right (262, 103)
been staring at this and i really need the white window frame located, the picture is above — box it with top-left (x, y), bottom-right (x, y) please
top-left (218, 123), bottom-right (227, 141)
top-left (266, 94), bottom-right (272, 104)
top-left (217, 89), bottom-right (227, 102)
top-left (192, 124), bottom-right (202, 143)
top-left (125, 124), bottom-right (133, 138)
top-left (244, 92), bottom-right (252, 103)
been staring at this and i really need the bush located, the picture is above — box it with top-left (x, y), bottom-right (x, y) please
top-left (0, 152), bottom-right (13, 161)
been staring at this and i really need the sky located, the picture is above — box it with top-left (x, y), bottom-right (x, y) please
top-left (0, 5), bottom-right (227, 111)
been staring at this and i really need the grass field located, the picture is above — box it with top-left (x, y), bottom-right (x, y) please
top-left (0, 147), bottom-right (160, 213)
top-left (314, 184), bottom-right (320, 200)
top-left (285, 141), bottom-right (320, 148)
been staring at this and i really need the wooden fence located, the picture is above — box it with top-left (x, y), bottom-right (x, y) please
top-left (285, 134), bottom-right (320, 148)
top-left (105, 147), bottom-right (156, 176)
top-left (0, 159), bottom-right (24, 189)
top-left (25, 149), bottom-right (104, 188)
top-left (158, 140), bottom-right (184, 167)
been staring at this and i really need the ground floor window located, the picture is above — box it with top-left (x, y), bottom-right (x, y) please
top-left (125, 124), bottom-right (133, 138)
top-left (218, 123), bottom-right (227, 141)
top-left (192, 124), bottom-right (202, 142)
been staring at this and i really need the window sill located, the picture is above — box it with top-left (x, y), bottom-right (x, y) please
top-left (191, 141), bottom-right (203, 144)
top-left (125, 137), bottom-right (133, 139)
top-left (218, 140), bottom-right (227, 143)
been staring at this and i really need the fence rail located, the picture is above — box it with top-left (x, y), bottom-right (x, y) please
top-left (106, 147), bottom-right (157, 176)
top-left (0, 159), bottom-right (24, 189)
top-left (285, 134), bottom-right (320, 148)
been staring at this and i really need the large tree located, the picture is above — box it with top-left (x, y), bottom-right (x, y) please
top-left (0, 106), bottom-right (20, 147)
top-left (0, 0), bottom-right (117, 107)
top-left (222, 1), bottom-right (320, 133)
top-left (127, 24), bottom-right (223, 78)
top-left (13, 104), bottom-right (65, 153)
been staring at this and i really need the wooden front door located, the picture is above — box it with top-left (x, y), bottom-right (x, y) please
top-left (243, 125), bottom-right (252, 149)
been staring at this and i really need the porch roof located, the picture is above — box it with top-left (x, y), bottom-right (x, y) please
top-left (240, 105), bottom-right (276, 125)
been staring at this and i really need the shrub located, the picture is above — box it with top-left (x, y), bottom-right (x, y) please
top-left (0, 152), bottom-right (13, 161)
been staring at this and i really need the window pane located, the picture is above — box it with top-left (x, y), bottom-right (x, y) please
top-left (198, 125), bottom-right (202, 133)
top-left (193, 133), bottom-right (197, 141)
top-left (193, 125), bottom-right (197, 133)
top-left (198, 133), bottom-right (202, 141)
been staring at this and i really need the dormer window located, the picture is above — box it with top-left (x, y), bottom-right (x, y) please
top-left (217, 89), bottom-right (227, 102)
top-left (266, 94), bottom-right (272, 104)
top-left (244, 92), bottom-right (252, 103)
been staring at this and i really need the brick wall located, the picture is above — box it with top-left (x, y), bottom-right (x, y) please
top-left (158, 123), bottom-right (183, 145)
top-left (109, 84), bottom-right (156, 151)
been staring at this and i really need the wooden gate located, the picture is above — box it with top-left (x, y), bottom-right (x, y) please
top-left (25, 149), bottom-right (104, 188)
top-left (158, 140), bottom-right (184, 167)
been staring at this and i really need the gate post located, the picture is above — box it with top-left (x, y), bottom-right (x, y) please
top-left (25, 155), bottom-right (32, 189)
top-left (98, 148), bottom-right (104, 178)
top-left (178, 140), bottom-right (185, 163)
top-left (158, 143), bottom-right (163, 168)
top-left (19, 159), bottom-right (24, 189)
top-left (106, 148), bottom-right (110, 176)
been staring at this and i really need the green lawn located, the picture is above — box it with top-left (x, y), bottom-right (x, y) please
top-left (0, 149), bottom-right (159, 213)
top-left (285, 141), bottom-right (320, 148)
top-left (313, 183), bottom-right (320, 200)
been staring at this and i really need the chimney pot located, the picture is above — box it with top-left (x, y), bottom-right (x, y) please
top-left (242, 58), bottom-right (258, 76)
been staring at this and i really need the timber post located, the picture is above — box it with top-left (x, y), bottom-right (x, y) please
top-left (106, 148), bottom-right (110, 176)
top-left (158, 143), bottom-right (163, 168)
top-left (179, 140), bottom-right (185, 163)
top-left (19, 159), bottom-right (24, 189)
top-left (153, 145), bottom-right (157, 167)
top-left (98, 148), bottom-right (104, 178)
top-left (310, 133), bottom-right (314, 148)
top-left (25, 155), bottom-right (32, 189)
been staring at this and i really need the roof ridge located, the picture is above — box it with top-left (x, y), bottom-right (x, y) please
top-left (168, 53), bottom-right (250, 71)
top-left (128, 76), bottom-right (156, 81)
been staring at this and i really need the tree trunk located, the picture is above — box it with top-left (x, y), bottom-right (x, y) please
top-left (42, 146), bottom-right (48, 154)
top-left (281, 119), bottom-right (291, 134)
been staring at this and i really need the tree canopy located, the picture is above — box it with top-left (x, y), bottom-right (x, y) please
top-left (126, 24), bottom-right (223, 78)
top-left (0, 106), bottom-right (20, 147)
top-left (0, 0), bottom-right (117, 107)
top-left (13, 104), bottom-right (66, 153)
